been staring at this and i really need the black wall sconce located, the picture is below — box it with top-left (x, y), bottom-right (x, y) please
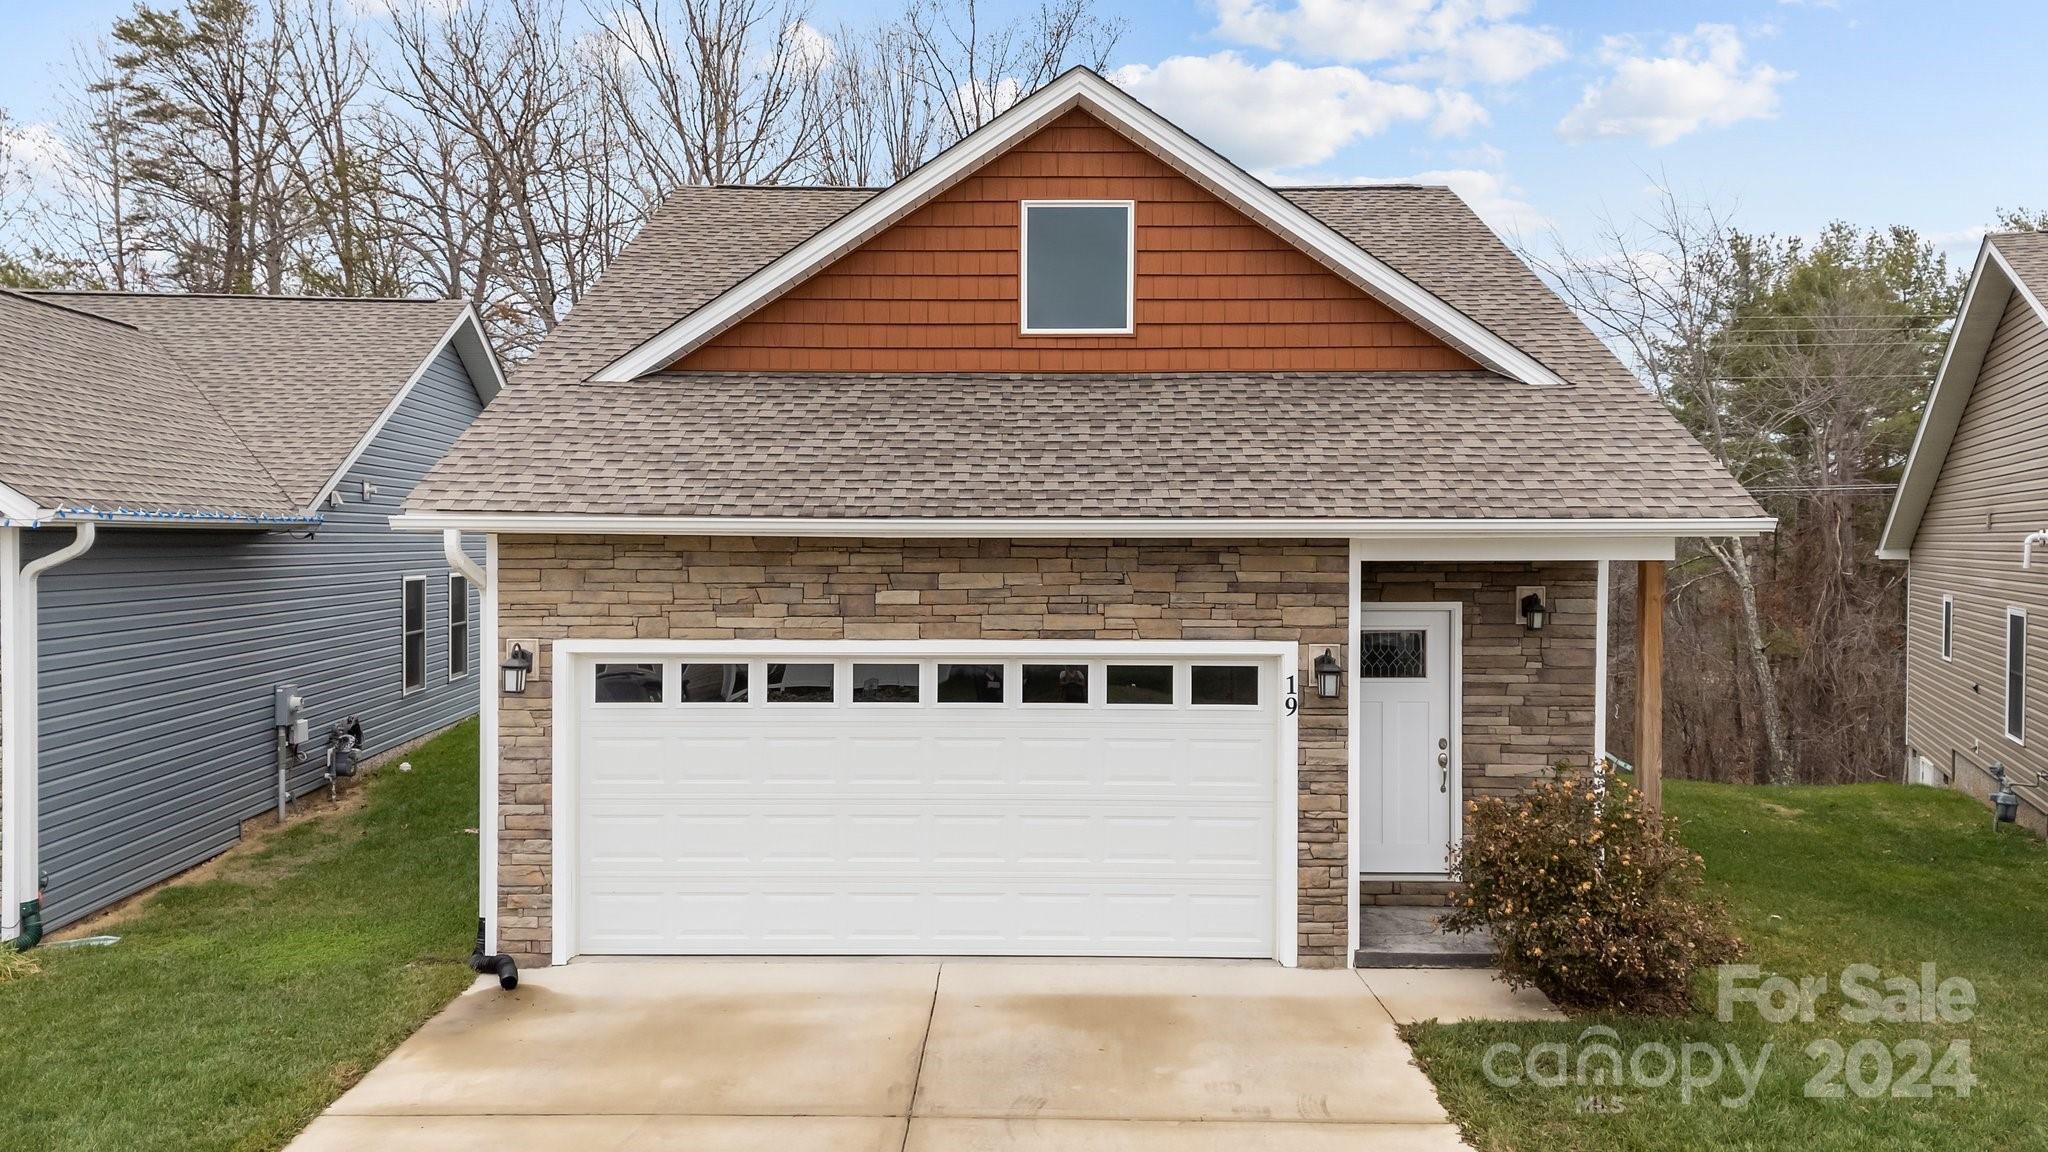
top-left (1313, 648), bottom-right (1342, 698)
top-left (1519, 591), bottom-right (1549, 631)
top-left (501, 643), bottom-right (534, 695)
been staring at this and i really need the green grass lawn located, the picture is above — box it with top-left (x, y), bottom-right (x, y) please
top-left (0, 720), bottom-right (481, 1152)
top-left (1408, 780), bottom-right (2048, 1151)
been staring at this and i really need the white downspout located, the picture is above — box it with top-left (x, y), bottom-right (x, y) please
top-left (1593, 559), bottom-right (1610, 773)
top-left (2, 522), bottom-right (95, 940)
top-left (443, 529), bottom-right (498, 952)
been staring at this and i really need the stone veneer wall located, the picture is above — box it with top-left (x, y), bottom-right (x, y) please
top-left (492, 538), bottom-right (1596, 964)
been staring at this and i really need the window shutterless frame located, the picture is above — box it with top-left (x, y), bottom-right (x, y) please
top-left (1940, 594), bottom-right (1954, 661)
top-left (1018, 199), bottom-right (1136, 335)
top-left (400, 575), bottom-right (427, 695)
top-left (2007, 606), bottom-right (2027, 745)
top-left (448, 573), bottom-right (472, 680)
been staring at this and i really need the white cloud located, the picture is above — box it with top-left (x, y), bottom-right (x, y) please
top-left (1559, 24), bottom-right (1790, 146)
top-left (1112, 53), bottom-right (1479, 174)
top-left (1212, 0), bottom-right (1567, 84)
top-left (1429, 88), bottom-right (1489, 135)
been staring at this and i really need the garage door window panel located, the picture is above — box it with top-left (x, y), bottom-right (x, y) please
top-left (853, 663), bottom-right (921, 703)
top-left (1107, 664), bottom-right (1174, 705)
top-left (678, 662), bottom-right (749, 703)
top-left (593, 663), bottom-right (664, 703)
top-left (767, 662), bottom-right (835, 703)
top-left (1022, 663), bottom-right (1090, 704)
top-left (938, 663), bottom-right (1005, 703)
top-left (1191, 665), bottom-right (1259, 706)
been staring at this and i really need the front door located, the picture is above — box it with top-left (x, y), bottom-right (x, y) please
top-left (1355, 607), bottom-right (1455, 875)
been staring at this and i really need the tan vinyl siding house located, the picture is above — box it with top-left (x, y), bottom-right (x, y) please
top-left (1883, 233), bottom-right (2048, 833)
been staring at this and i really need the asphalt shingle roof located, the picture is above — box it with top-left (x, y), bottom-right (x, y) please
top-left (37, 292), bottom-right (470, 509)
top-left (408, 184), bottom-right (1762, 522)
top-left (411, 371), bottom-right (1760, 519)
top-left (0, 292), bottom-right (298, 518)
top-left (1991, 230), bottom-right (2048, 294)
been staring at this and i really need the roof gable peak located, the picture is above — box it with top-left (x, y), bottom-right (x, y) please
top-left (592, 67), bottom-right (1565, 388)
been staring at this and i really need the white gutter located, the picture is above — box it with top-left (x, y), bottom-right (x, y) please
top-left (2, 521), bottom-right (96, 940)
top-left (2025, 530), bottom-right (2048, 570)
top-left (444, 529), bottom-right (499, 952)
top-left (392, 513), bottom-right (1779, 541)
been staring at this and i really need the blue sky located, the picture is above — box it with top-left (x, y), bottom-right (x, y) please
top-left (4, 0), bottom-right (2043, 264)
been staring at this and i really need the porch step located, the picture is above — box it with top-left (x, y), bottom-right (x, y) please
top-left (1354, 906), bottom-right (1494, 969)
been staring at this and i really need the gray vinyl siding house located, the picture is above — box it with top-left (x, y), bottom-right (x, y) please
top-left (1882, 232), bottom-right (2048, 834)
top-left (1, 292), bottom-right (503, 936)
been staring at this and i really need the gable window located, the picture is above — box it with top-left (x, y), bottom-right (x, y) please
top-left (401, 577), bottom-right (427, 694)
top-left (1941, 595), bottom-right (1954, 662)
top-left (2008, 608), bottom-right (2027, 744)
top-left (448, 574), bottom-right (471, 679)
top-left (1021, 200), bottom-right (1133, 334)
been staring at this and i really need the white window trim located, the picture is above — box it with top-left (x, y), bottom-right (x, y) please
top-left (448, 573), bottom-right (472, 681)
top-left (1019, 199), bottom-right (1136, 336)
top-left (401, 575), bottom-right (428, 696)
top-left (2007, 606), bottom-right (2027, 746)
top-left (548, 639), bottom-right (1300, 968)
top-left (1941, 594), bottom-right (1954, 662)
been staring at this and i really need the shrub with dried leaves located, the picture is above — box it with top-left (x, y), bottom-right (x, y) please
top-left (1442, 767), bottom-right (1741, 1014)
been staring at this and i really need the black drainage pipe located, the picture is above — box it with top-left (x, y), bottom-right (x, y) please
top-left (468, 918), bottom-right (518, 990)
top-left (12, 874), bottom-right (48, 952)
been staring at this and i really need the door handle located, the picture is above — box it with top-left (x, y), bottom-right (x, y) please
top-left (1437, 750), bottom-right (1450, 792)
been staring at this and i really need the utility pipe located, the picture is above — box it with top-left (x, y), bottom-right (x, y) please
top-left (2024, 530), bottom-right (2048, 569)
top-left (4, 522), bottom-right (96, 948)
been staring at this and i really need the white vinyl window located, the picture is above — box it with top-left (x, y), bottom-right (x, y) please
top-left (1020, 200), bottom-right (1134, 334)
top-left (2007, 607), bottom-right (2027, 744)
top-left (448, 574), bottom-right (471, 680)
top-left (1940, 595), bottom-right (1954, 661)
top-left (401, 576), bottom-right (427, 694)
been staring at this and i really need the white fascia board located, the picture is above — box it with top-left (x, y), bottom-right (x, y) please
top-left (392, 512), bottom-right (1775, 547)
top-left (0, 482), bottom-right (42, 525)
top-left (303, 307), bottom-right (505, 518)
top-left (1877, 239), bottom-right (2032, 558)
top-left (591, 69), bottom-right (1567, 389)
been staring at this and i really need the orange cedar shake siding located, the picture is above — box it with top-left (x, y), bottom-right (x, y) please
top-left (673, 111), bottom-right (1480, 374)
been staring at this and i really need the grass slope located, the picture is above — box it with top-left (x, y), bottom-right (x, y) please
top-left (1408, 780), bottom-right (2048, 1151)
top-left (0, 720), bottom-right (480, 1152)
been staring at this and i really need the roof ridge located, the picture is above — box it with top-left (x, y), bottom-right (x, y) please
top-left (1278, 183), bottom-right (1453, 191)
top-left (0, 287), bottom-right (145, 331)
top-left (30, 289), bottom-right (463, 305)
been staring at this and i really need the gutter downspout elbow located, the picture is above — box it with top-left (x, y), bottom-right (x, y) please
top-left (444, 528), bottom-right (487, 594)
top-left (9, 522), bottom-right (96, 950)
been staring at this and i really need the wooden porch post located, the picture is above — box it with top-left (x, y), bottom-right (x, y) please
top-left (1635, 559), bottom-right (1665, 816)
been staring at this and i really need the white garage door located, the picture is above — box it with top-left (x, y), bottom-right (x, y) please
top-left (569, 650), bottom-right (1287, 958)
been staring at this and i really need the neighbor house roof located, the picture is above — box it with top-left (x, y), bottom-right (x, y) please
top-left (0, 292), bottom-right (299, 522)
top-left (1879, 232), bottom-right (2048, 558)
top-left (404, 70), bottom-right (1765, 532)
top-left (1, 291), bottom-right (503, 526)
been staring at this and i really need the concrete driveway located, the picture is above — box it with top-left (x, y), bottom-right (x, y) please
top-left (290, 959), bottom-right (1550, 1151)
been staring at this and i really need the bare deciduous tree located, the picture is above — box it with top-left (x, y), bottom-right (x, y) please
top-left (905, 0), bottom-right (1124, 145)
top-left (589, 0), bottom-right (828, 191)
top-left (1535, 186), bottom-right (1798, 784)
